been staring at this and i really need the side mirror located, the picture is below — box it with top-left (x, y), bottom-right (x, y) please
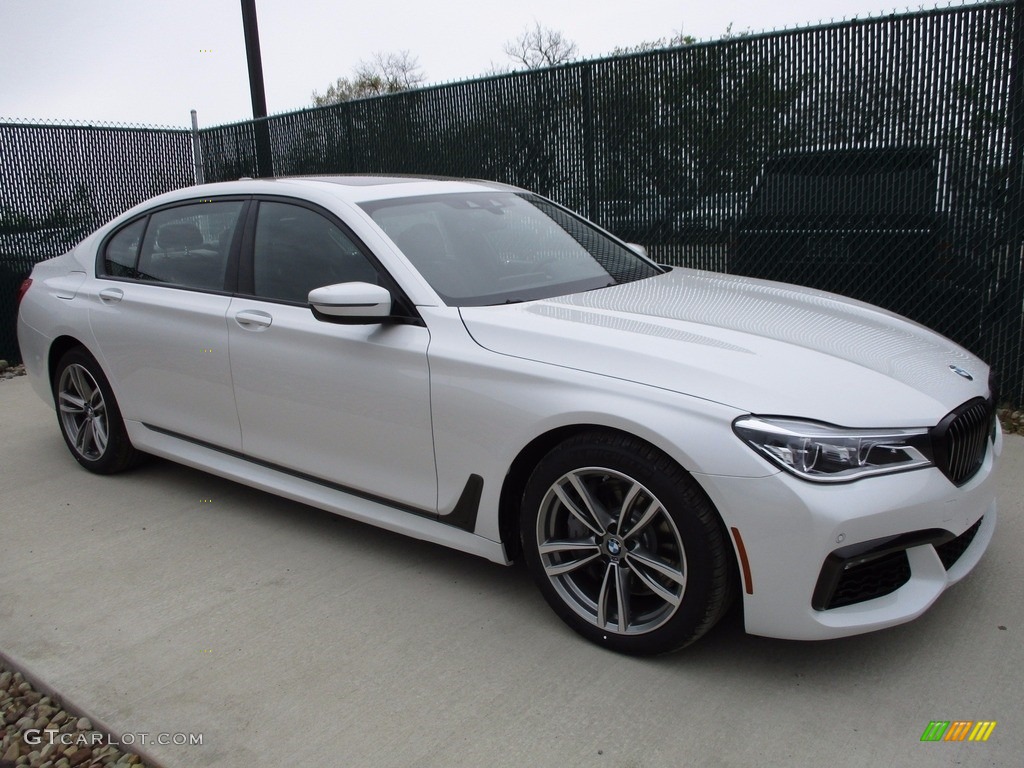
top-left (626, 243), bottom-right (648, 258)
top-left (308, 282), bottom-right (392, 323)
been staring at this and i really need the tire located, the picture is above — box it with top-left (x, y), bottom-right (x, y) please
top-left (521, 431), bottom-right (734, 655)
top-left (52, 347), bottom-right (141, 474)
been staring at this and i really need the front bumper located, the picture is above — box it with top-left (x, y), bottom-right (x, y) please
top-left (696, 426), bottom-right (1000, 641)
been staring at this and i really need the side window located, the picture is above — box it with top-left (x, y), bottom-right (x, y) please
top-left (103, 218), bottom-right (146, 278)
top-left (252, 202), bottom-right (378, 303)
top-left (134, 201), bottom-right (244, 291)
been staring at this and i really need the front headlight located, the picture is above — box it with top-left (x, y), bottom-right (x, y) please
top-left (733, 416), bottom-right (934, 483)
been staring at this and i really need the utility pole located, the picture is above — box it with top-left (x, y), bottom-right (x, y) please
top-left (240, 0), bottom-right (273, 177)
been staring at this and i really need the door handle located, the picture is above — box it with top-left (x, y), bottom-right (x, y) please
top-left (234, 309), bottom-right (273, 329)
top-left (98, 287), bottom-right (124, 304)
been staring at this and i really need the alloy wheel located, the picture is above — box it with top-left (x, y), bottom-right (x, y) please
top-left (536, 467), bottom-right (688, 635)
top-left (58, 363), bottom-right (109, 461)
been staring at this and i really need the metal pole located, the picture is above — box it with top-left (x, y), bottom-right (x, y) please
top-left (240, 0), bottom-right (268, 119)
top-left (582, 64), bottom-right (597, 222)
top-left (240, 0), bottom-right (273, 177)
top-left (190, 109), bottom-right (205, 185)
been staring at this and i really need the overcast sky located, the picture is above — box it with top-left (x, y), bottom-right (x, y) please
top-left (0, 0), bottom-right (991, 129)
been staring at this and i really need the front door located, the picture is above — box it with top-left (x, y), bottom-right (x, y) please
top-left (226, 200), bottom-right (437, 512)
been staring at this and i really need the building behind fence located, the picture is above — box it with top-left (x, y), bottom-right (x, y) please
top-left (3, 0), bottom-right (1024, 405)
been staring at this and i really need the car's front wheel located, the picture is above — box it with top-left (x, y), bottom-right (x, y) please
top-left (53, 347), bottom-right (140, 474)
top-left (521, 431), bottom-right (734, 655)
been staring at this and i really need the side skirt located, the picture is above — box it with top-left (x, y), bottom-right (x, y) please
top-left (125, 420), bottom-right (507, 565)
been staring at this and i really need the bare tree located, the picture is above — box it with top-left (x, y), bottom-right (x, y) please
top-left (312, 51), bottom-right (426, 105)
top-left (503, 22), bottom-right (578, 69)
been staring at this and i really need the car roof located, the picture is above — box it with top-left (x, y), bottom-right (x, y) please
top-left (102, 175), bottom-right (530, 240)
top-left (146, 175), bottom-right (523, 206)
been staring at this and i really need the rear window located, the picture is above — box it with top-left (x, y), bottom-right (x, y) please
top-left (101, 201), bottom-right (244, 292)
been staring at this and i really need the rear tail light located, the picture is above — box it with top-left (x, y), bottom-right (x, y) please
top-left (16, 277), bottom-right (32, 307)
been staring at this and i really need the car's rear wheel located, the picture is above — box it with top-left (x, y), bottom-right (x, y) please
top-left (521, 431), bottom-right (734, 655)
top-left (53, 348), bottom-right (140, 474)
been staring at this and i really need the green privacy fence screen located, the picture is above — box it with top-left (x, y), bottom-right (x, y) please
top-left (0, 121), bottom-right (193, 364)
top-left (4, 1), bottom-right (1024, 406)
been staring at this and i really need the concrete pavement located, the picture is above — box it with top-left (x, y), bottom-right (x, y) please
top-left (1, 374), bottom-right (1021, 767)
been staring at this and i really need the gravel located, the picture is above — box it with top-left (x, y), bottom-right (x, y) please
top-left (0, 362), bottom-right (27, 381)
top-left (999, 406), bottom-right (1024, 435)
top-left (0, 664), bottom-right (154, 768)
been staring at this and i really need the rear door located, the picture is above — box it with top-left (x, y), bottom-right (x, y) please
top-left (88, 199), bottom-right (246, 450)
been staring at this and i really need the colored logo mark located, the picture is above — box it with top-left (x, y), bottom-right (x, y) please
top-left (921, 721), bottom-right (997, 742)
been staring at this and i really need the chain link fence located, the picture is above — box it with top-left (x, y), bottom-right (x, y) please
top-left (3, 1), bottom-right (1024, 406)
top-left (199, 1), bottom-right (1024, 405)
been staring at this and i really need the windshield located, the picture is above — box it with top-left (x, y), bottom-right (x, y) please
top-left (360, 192), bottom-right (661, 306)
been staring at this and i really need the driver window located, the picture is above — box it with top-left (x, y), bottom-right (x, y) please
top-left (252, 202), bottom-right (378, 303)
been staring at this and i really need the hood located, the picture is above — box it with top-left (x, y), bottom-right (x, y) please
top-left (458, 268), bottom-right (989, 426)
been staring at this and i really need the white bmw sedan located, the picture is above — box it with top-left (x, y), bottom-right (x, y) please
top-left (17, 176), bottom-right (998, 655)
